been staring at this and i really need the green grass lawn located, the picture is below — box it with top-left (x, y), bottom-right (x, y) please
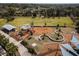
top-left (0, 16), bottom-right (73, 28)
top-left (0, 19), bottom-right (6, 27)
top-left (26, 37), bottom-right (44, 52)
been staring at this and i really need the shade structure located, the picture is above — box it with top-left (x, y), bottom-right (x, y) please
top-left (74, 43), bottom-right (79, 49)
top-left (71, 35), bottom-right (79, 49)
top-left (60, 44), bottom-right (79, 56)
top-left (2, 24), bottom-right (16, 31)
top-left (20, 24), bottom-right (31, 30)
top-left (71, 35), bottom-right (79, 43)
top-left (60, 45), bottom-right (73, 56)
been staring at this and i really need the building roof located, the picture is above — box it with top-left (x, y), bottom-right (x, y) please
top-left (2, 24), bottom-right (16, 31)
top-left (71, 35), bottom-right (79, 49)
top-left (0, 46), bottom-right (6, 56)
top-left (74, 43), bottom-right (79, 49)
top-left (21, 24), bottom-right (31, 30)
top-left (60, 45), bottom-right (73, 56)
top-left (61, 44), bottom-right (79, 56)
top-left (71, 35), bottom-right (79, 43)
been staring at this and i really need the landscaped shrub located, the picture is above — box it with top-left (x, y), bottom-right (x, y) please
top-left (21, 40), bottom-right (28, 46)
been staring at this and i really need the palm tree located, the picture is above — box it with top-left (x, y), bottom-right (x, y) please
top-left (56, 24), bottom-right (60, 29)
top-left (31, 21), bottom-right (34, 27)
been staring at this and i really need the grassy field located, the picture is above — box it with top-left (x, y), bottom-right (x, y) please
top-left (0, 17), bottom-right (73, 27)
top-left (0, 19), bottom-right (6, 27)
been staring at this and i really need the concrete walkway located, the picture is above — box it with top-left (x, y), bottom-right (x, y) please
top-left (0, 30), bottom-right (31, 56)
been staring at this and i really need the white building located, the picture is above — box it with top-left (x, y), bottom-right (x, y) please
top-left (20, 24), bottom-right (31, 30)
top-left (2, 24), bottom-right (16, 34)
